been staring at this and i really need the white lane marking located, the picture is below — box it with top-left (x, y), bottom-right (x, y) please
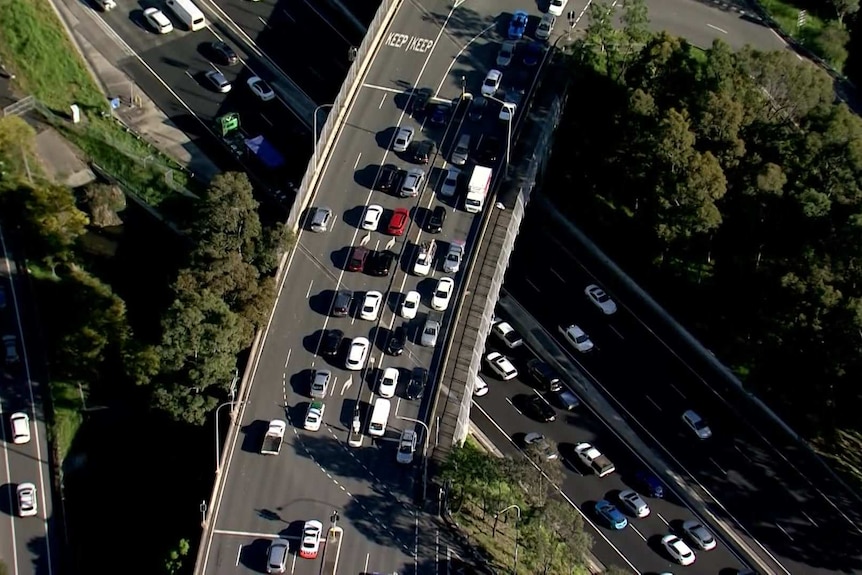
top-left (609, 325), bottom-right (624, 340)
top-left (281, 9), bottom-right (295, 23)
top-left (670, 383), bottom-right (686, 399)
top-left (470, 401), bottom-right (640, 573)
top-left (549, 268), bottom-right (565, 283)
top-left (260, 114), bottom-right (274, 126)
top-left (505, 397), bottom-right (522, 416)
top-left (214, 528), bottom-right (287, 538)
top-left (299, 0), bottom-right (352, 44)
top-left (306, 280), bottom-right (314, 298)
top-left (284, 348), bottom-right (292, 370)
top-left (235, 544), bottom-right (242, 566)
top-left (525, 278), bottom-right (540, 292)
top-left (435, 21), bottom-right (497, 95)
top-left (364, 553), bottom-right (370, 575)
top-left (710, 457), bottom-right (727, 476)
top-left (354, 153), bottom-right (362, 169)
top-left (330, 377), bottom-right (338, 397)
top-left (645, 395), bottom-right (662, 412)
top-left (802, 511), bottom-right (819, 528)
top-left (629, 523), bottom-right (646, 541)
top-left (657, 512), bottom-right (669, 526)
top-left (290, 553), bottom-right (297, 575)
top-left (257, 16), bottom-right (268, 27)
top-left (361, 83), bottom-right (406, 94)
top-left (379, 94), bottom-right (387, 109)
top-left (707, 23), bottom-right (728, 34)
top-left (775, 522), bottom-right (794, 541)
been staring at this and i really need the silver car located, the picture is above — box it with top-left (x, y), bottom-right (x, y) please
top-left (443, 241), bottom-right (464, 274)
top-left (310, 369), bottom-right (331, 399)
top-left (392, 126), bottom-right (415, 152)
top-left (496, 41), bottom-right (516, 67)
top-left (205, 70), bottom-right (232, 93)
top-left (266, 538), bottom-right (289, 573)
top-left (421, 318), bottom-right (440, 347)
top-left (309, 207), bottom-right (332, 232)
top-left (400, 168), bottom-right (425, 197)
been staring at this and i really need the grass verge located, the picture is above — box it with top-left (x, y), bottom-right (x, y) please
top-left (812, 429), bottom-right (862, 496)
top-left (755, 0), bottom-right (839, 66)
top-left (48, 380), bottom-right (84, 462)
top-left (0, 0), bottom-right (196, 220)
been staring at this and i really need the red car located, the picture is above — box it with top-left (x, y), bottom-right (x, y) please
top-left (387, 208), bottom-right (410, 236)
top-left (347, 246), bottom-right (369, 271)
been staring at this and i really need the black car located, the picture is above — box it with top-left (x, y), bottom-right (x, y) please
top-left (386, 326), bottom-right (408, 356)
top-left (412, 140), bottom-right (436, 164)
top-left (526, 359), bottom-right (563, 392)
top-left (427, 205), bottom-right (446, 233)
top-left (524, 395), bottom-right (556, 422)
top-left (476, 135), bottom-right (501, 164)
top-left (376, 164), bottom-right (401, 192)
top-left (210, 41), bottom-right (238, 65)
top-left (367, 250), bottom-right (396, 277)
top-left (406, 367), bottom-right (428, 400)
top-left (332, 290), bottom-right (353, 317)
top-left (411, 87), bottom-right (433, 114)
top-left (320, 329), bottom-right (344, 357)
top-left (468, 97), bottom-right (487, 121)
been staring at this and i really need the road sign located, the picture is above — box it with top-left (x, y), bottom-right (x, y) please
top-left (798, 10), bottom-right (807, 28)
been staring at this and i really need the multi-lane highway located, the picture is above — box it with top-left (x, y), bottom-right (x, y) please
top-left (494, 201), bottom-right (862, 574)
top-left (0, 228), bottom-right (55, 575)
top-left (197, 0), bottom-right (563, 573)
top-left (472, 320), bottom-right (748, 573)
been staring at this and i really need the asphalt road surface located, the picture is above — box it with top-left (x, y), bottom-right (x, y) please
top-left (472, 328), bottom-right (748, 573)
top-left (0, 228), bottom-right (55, 575)
top-left (498, 203), bottom-right (862, 574)
top-left (196, 0), bottom-right (563, 573)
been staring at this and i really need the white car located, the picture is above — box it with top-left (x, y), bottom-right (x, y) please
top-left (392, 126), bottom-right (415, 152)
top-left (397, 429), bottom-right (417, 464)
top-left (345, 337), bottom-right (370, 370)
top-left (618, 490), bottom-right (650, 518)
top-left (361, 204), bottom-right (383, 231)
top-left (401, 290), bottom-right (421, 319)
top-left (492, 320), bottom-right (523, 349)
top-left (682, 409), bottom-right (712, 439)
top-left (247, 76), bottom-right (275, 101)
top-left (682, 520), bottom-right (717, 551)
top-left (413, 241), bottom-right (436, 276)
top-left (481, 69), bottom-right (502, 96)
top-left (17, 483), bottom-right (37, 517)
top-left (485, 352), bottom-right (518, 381)
top-left (421, 318), bottom-right (440, 347)
top-left (499, 102), bottom-right (516, 122)
top-left (9, 412), bottom-right (30, 445)
top-left (585, 284), bottom-right (617, 315)
top-left (496, 41), bottom-right (515, 67)
top-left (431, 277), bottom-right (455, 311)
top-left (299, 520), bottom-right (323, 558)
top-left (360, 291), bottom-right (383, 321)
top-left (304, 401), bottom-right (325, 431)
top-left (662, 534), bottom-right (696, 566)
top-left (473, 377), bottom-right (489, 397)
top-left (548, 0), bottom-right (567, 16)
top-left (378, 367), bottom-right (399, 398)
top-left (559, 324), bottom-right (594, 352)
top-left (143, 7), bottom-right (173, 34)
top-left (536, 14), bottom-right (555, 40)
top-left (440, 167), bottom-right (460, 198)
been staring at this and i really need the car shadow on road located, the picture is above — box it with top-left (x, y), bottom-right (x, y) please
top-left (289, 369), bottom-right (312, 399)
top-left (309, 289), bottom-right (336, 317)
top-left (238, 538), bottom-right (270, 572)
top-left (240, 420), bottom-right (271, 454)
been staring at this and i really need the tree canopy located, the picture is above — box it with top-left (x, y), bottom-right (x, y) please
top-left (555, 4), bottom-right (862, 438)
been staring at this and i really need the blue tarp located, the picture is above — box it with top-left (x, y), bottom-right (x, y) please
top-left (245, 135), bottom-right (285, 169)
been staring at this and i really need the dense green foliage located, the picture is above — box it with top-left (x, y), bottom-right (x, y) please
top-left (442, 441), bottom-right (593, 574)
top-left (552, 4), bottom-right (862, 438)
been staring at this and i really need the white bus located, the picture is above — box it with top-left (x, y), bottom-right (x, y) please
top-left (165, 0), bottom-right (206, 30)
top-left (368, 398), bottom-right (391, 437)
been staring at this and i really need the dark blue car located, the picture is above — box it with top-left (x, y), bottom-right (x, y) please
top-left (635, 470), bottom-right (665, 498)
top-left (508, 10), bottom-right (528, 40)
top-left (430, 105), bottom-right (448, 125)
top-left (523, 41), bottom-right (544, 66)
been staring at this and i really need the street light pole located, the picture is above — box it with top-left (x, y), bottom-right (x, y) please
top-left (215, 400), bottom-right (235, 475)
top-left (396, 415), bottom-right (430, 501)
top-left (484, 94), bottom-right (513, 167)
top-left (493, 504), bottom-right (522, 574)
top-left (313, 104), bottom-right (334, 166)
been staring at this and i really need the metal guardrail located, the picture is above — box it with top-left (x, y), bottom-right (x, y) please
top-left (286, 0), bottom-right (402, 231)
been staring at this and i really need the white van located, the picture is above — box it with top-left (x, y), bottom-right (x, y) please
top-left (368, 398), bottom-right (391, 437)
top-left (165, 0), bottom-right (206, 30)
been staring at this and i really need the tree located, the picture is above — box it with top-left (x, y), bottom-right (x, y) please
top-left (192, 172), bottom-right (262, 263)
top-left (815, 20), bottom-right (850, 69)
top-left (164, 538), bottom-right (191, 575)
top-left (506, 449), bottom-right (563, 508)
top-left (440, 442), bottom-right (497, 512)
top-left (255, 225), bottom-right (295, 276)
top-left (521, 500), bottom-right (591, 575)
top-left (583, 2), bottom-right (620, 74)
top-left (830, 0), bottom-right (860, 23)
top-left (13, 181), bottom-right (89, 262)
top-left (81, 182), bottom-right (126, 228)
top-left (0, 116), bottom-right (38, 180)
top-left (617, 0), bottom-right (650, 78)
top-left (151, 382), bottom-right (218, 426)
